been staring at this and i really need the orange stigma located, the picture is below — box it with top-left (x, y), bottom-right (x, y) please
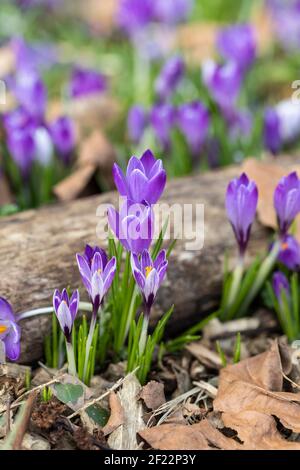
top-left (145, 266), bottom-right (153, 278)
top-left (0, 325), bottom-right (7, 334)
top-left (281, 242), bottom-right (289, 250)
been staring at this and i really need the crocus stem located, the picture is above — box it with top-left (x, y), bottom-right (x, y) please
top-left (17, 302), bottom-right (92, 321)
top-left (139, 315), bottom-right (149, 356)
top-left (226, 258), bottom-right (244, 311)
top-left (83, 312), bottom-right (97, 383)
top-left (239, 239), bottom-right (281, 317)
top-left (66, 341), bottom-right (77, 376)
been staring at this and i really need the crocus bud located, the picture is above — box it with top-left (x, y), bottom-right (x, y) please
top-left (127, 105), bottom-right (147, 144)
top-left (108, 200), bottom-right (154, 255)
top-left (7, 128), bottom-right (35, 178)
top-left (264, 108), bottom-right (281, 155)
top-left (155, 56), bottom-right (185, 101)
top-left (69, 67), bottom-right (106, 98)
top-left (150, 103), bottom-right (176, 149)
top-left (76, 247), bottom-right (116, 314)
top-left (53, 289), bottom-right (79, 342)
top-left (50, 116), bottom-right (75, 163)
top-left (0, 298), bottom-right (21, 361)
top-left (274, 171), bottom-right (300, 237)
top-left (13, 69), bottom-right (47, 121)
top-left (177, 101), bottom-right (210, 154)
top-left (272, 271), bottom-right (290, 302)
top-left (113, 149), bottom-right (166, 205)
top-left (202, 60), bottom-right (242, 110)
top-left (131, 249), bottom-right (168, 315)
top-left (225, 173), bottom-right (258, 256)
top-left (278, 235), bottom-right (300, 271)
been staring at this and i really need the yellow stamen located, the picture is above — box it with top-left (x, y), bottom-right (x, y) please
top-left (0, 325), bottom-right (8, 334)
top-left (145, 266), bottom-right (153, 278)
top-left (281, 242), bottom-right (289, 250)
top-left (97, 268), bottom-right (102, 274)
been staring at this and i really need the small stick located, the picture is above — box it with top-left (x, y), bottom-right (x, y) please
top-left (5, 397), bottom-right (11, 435)
top-left (12, 392), bottom-right (38, 450)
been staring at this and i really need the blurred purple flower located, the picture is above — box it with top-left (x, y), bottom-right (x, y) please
top-left (70, 67), bottom-right (106, 98)
top-left (33, 127), bottom-right (53, 167)
top-left (108, 199), bottom-right (154, 254)
top-left (274, 171), bottom-right (300, 236)
top-left (76, 248), bottom-right (116, 314)
top-left (53, 289), bottom-right (79, 342)
top-left (150, 103), bottom-right (176, 149)
top-left (272, 271), bottom-right (290, 301)
top-left (131, 249), bottom-right (168, 315)
top-left (217, 24), bottom-right (256, 71)
top-left (155, 56), bottom-right (185, 101)
top-left (153, 0), bottom-right (193, 24)
top-left (3, 107), bottom-right (36, 133)
top-left (117, 0), bottom-right (154, 35)
top-left (202, 60), bottom-right (242, 109)
top-left (50, 116), bottom-right (75, 163)
top-left (268, 0), bottom-right (300, 51)
top-left (0, 298), bottom-right (21, 361)
top-left (226, 173), bottom-right (258, 256)
top-left (7, 128), bottom-right (35, 178)
top-left (11, 37), bottom-right (57, 72)
top-left (223, 107), bottom-right (253, 141)
top-left (113, 149), bottom-right (166, 205)
top-left (278, 235), bottom-right (300, 271)
top-left (177, 101), bottom-right (210, 154)
top-left (12, 69), bottom-right (47, 121)
top-left (127, 105), bottom-right (147, 143)
top-left (264, 108), bottom-right (281, 155)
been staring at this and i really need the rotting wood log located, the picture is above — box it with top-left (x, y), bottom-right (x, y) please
top-left (0, 160), bottom-right (287, 363)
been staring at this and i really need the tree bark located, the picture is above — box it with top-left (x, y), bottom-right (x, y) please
top-left (0, 163), bottom-right (273, 363)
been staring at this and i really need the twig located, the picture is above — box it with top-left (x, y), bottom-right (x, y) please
top-left (2, 392), bottom-right (37, 450)
top-left (281, 370), bottom-right (300, 390)
top-left (5, 397), bottom-right (11, 435)
top-left (67, 369), bottom-right (138, 420)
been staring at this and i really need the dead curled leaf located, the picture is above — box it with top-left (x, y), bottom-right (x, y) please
top-left (139, 381), bottom-right (166, 411)
top-left (214, 340), bottom-right (300, 449)
top-left (242, 158), bottom-right (300, 241)
top-left (185, 342), bottom-right (223, 370)
top-left (102, 392), bottom-right (124, 436)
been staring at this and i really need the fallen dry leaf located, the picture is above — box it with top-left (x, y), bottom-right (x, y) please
top-left (102, 392), bottom-right (124, 436)
top-left (53, 164), bottom-right (96, 202)
top-left (185, 342), bottom-right (223, 370)
top-left (214, 340), bottom-right (300, 448)
top-left (139, 381), bottom-right (166, 411)
top-left (242, 158), bottom-right (300, 241)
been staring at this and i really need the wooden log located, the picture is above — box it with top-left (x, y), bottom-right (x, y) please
top-left (0, 163), bottom-right (274, 363)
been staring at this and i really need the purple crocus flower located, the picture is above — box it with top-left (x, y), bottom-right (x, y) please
top-left (3, 107), bottom-right (36, 133)
top-left (177, 101), bottom-right (210, 154)
top-left (272, 271), bottom-right (290, 301)
top-left (274, 172), bottom-right (300, 237)
top-left (53, 289), bottom-right (79, 342)
top-left (217, 24), bottom-right (256, 71)
top-left (264, 108), bottom-right (281, 155)
top-left (150, 103), bottom-right (176, 149)
top-left (202, 60), bottom-right (242, 110)
top-left (277, 235), bottom-right (300, 271)
top-left (11, 37), bottom-right (57, 72)
top-left (131, 249), bottom-right (168, 315)
top-left (50, 116), bottom-right (75, 163)
top-left (113, 149), bottom-right (166, 205)
top-left (117, 0), bottom-right (154, 36)
top-left (0, 298), bottom-right (21, 361)
top-left (12, 69), bottom-right (47, 121)
top-left (268, 0), bottom-right (300, 51)
top-left (70, 67), bottom-right (106, 99)
top-left (7, 128), bottom-right (35, 178)
top-left (108, 199), bottom-right (154, 254)
top-left (127, 105), bottom-right (147, 143)
top-left (222, 107), bottom-right (253, 141)
top-left (225, 173), bottom-right (258, 256)
top-left (153, 0), bottom-right (193, 24)
top-left (155, 56), bottom-right (185, 101)
top-left (76, 247), bottom-right (116, 314)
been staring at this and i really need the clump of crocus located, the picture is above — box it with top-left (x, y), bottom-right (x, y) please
top-left (0, 298), bottom-right (21, 362)
top-left (76, 245), bottom-right (116, 381)
top-left (269, 271), bottom-right (300, 342)
top-left (112, 149), bottom-right (166, 205)
top-left (131, 249), bottom-right (168, 353)
top-left (53, 289), bottom-right (79, 375)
